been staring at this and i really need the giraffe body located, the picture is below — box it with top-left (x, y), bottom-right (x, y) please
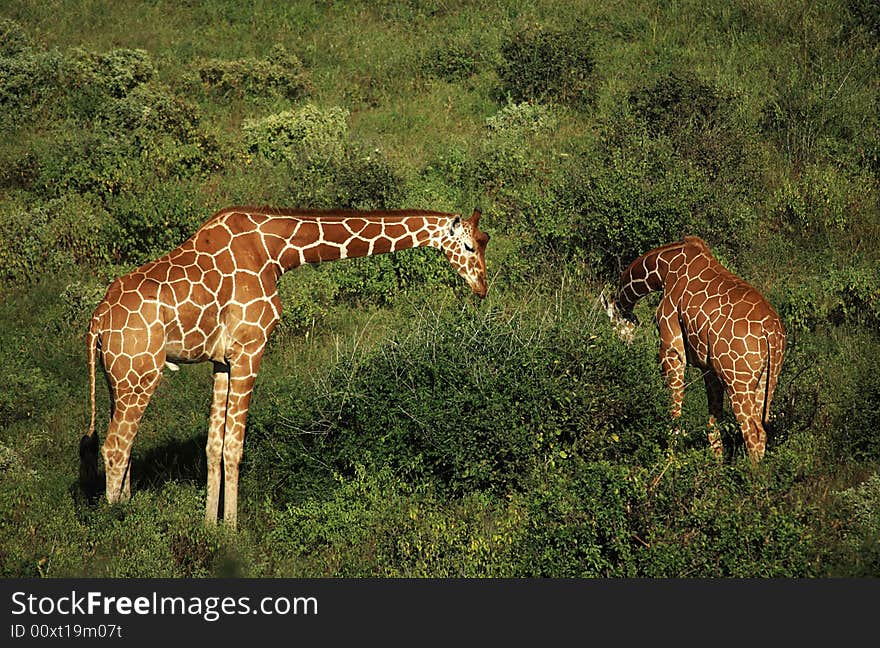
top-left (603, 236), bottom-right (785, 462)
top-left (82, 206), bottom-right (490, 529)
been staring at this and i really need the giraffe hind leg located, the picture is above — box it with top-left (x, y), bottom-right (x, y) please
top-left (729, 389), bottom-right (766, 464)
top-left (703, 371), bottom-right (725, 460)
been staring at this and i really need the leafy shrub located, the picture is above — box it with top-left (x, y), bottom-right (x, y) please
top-left (0, 18), bottom-right (29, 57)
top-left (540, 148), bottom-right (710, 277)
top-left (634, 451), bottom-right (824, 577)
top-left (774, 278), bottom-right (829, 336)
top-left (274, 266), bottom-right (340, 335)
top-left (248, 298), bottom-right (670, 500)
top-left (465, 102), bottom-right (556, 192)
top-left (0, 45), bottom-right (66, 122)
top-left (421, 37), bottom-right (483, 80)
top-left (770, 164), bottom-right (872, 235)
top-left (106, 180), bottom-right (209, 263)
top-left (829, 474), bottom-right (880, 575)
top-left (825, 266), bottom-right (880, 329)
top-left (485, 101), bottom-right (557, 139)
top-left (0, 195), bottom-right (118, 282)
top-left (629, 71), bottom-right (729, 139)
top-left (628, 71), bottom-right (749, 182)
top-left (261, 464), bottom-right (523, 576)
top-left (832, 340), bottom-right (880, 461)
top-left (514, 459), bottom-right (643, 577)
top-left (326, 246), bottom-right (454, 307)
top-left (328, 148), bottom-right (404, 209)
top-left (243, 104), bottom-right (350, 167)
top-left (198, 44), bottom-right (310, 100)
top-left (774, 266), bottom-right (880, 335)
top-left (68, 47), bottom-right (155, 98)
top-left (59, 281), bottom-right (106, 327)
top-left (497, 23), bottom-right (596, 109)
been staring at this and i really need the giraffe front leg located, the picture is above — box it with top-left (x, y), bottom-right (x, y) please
top-left (659, 344), bottom-right (686, 439)
top-left (656, 300), bottom-right (686, 433)
top-left (205, 362), bottom-right (229, 526)
top-left (703, 371), bottom-right (725, 461)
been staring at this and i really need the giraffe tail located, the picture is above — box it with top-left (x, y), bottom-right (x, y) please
top-left (761, 327), bottom-right (783, 425)
top-left (79, 314), bottom-right (101, 492)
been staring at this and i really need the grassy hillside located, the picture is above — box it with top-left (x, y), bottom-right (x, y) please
top-left (1, 0), bottom-right (879, 577)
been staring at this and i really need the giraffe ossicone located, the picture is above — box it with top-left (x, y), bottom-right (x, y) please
top-left (603, 236), bottom-right (786, 464)
top-left (81, 206), bottom-right (490, 529)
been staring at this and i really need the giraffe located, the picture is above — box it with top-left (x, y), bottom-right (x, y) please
top-left (80, 205), bottom-right (490, 529)
top-left (601, 236), bottom-right (785, 463)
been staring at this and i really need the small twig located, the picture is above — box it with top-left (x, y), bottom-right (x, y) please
top-left (649, 455), bottom-right (675, 492)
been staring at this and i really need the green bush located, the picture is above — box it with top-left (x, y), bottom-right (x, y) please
top-left (261, 464), bottom-right (522, 576)
top-left (0, 195), bottom-right (118, 282)
top-left (514, 459), bottom-right (643, 577)
top-left (0, 18), bottom-right (30, 57)
top-left (0, 44), bottom-right (66, 123)
top-left (68, 47), bottom-right (155, 98)
top-left (833, 341), bottom-right (880, 461)
top-left (457, 102), bottom-right (557, 193)
top-left (328, 148), bottom-right (404, 209)
top-left (634, 451), bottom-right (824, 577)
top-left (770, 164), bottom-right (873, 235)
top-left (248, 299), bottom-right (670, 500)
top-left (274, 266), bottom-right (340, 335)
top-left (540, 148), bottom-right (709, 277)
top-left (106, 180), bottom-right (210, 263)
top-left (628, 71), bottom-right (751, 183)
top-left (497, 23), bottom-right (596, 109)
top-left (243, 104), bottom-right (350, 167)
top-left (829, 474), bottom-right (880, 576)
top-left (198, 44), bottom-right (310, 100)
top-left (774, 265), bottom-right (880, 335)
top-left (421, 36), bottom-right (484, 81)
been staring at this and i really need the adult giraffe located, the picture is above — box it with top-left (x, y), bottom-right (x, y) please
top-left (81, 205), bottom-right (490, 529)
top-left (602, 236), bottom-right (785, 463)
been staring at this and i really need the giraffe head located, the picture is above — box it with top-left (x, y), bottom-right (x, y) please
top-left (442, 208), bottom-right (490, 298)
top-left (600, 287), bottom-right (637, 343)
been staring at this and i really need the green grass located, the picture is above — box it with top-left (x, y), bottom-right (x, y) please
top-left (1, 0), bottom-right (879, 577)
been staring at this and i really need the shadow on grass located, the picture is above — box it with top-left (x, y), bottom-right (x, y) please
top-left (72, 434), bottom-right (208, 517)
top-left (132, 434), bottom-right (208, 491)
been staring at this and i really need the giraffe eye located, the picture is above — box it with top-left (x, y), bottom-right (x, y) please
top-left (464, 242), bottom-right (475, 253)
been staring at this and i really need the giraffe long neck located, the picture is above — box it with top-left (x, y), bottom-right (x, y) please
top-left (247, 209), bottom-right (453, 273)
top-left (615, 243), bottom-right (681, 315)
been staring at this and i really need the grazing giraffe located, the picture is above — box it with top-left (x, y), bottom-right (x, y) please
top-left (602, 236), bottom-right (785, 463)
top-left (81, 206), bottom-right (490, 529)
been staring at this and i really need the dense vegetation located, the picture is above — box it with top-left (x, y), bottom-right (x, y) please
top-left (1, 0), bottom-right (879, 577)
